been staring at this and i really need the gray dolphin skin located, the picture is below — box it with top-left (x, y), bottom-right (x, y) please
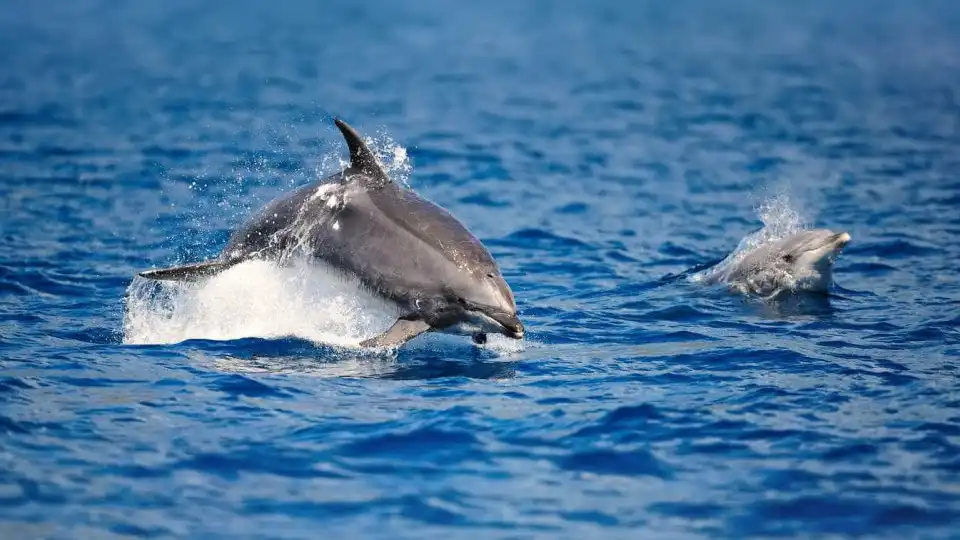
top-left (139, 118), bottom-right (524, 348)
top-left (703, 229), bottom-right (852, 297)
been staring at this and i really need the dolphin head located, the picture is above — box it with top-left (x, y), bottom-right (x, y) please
top-left (776, 229), bottom-right (851, 292)
top-left (449, 270), bottom-right (524, 340)
top-left (418, 266), bottom-right (523, 341)
top-left (715, 228), bottom-right (852, 297)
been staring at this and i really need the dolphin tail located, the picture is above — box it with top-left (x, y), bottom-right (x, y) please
top-left (138, 259), bottom-right (236, 282)
top-left (359, 317), bottom-right (432, 348)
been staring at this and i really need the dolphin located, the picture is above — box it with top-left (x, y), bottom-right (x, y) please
top-left (700, 229), bottom-right (852, 297)
top-left (138, 118), bottom-right (524, 348)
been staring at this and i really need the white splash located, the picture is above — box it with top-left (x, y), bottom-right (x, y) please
top-left (308, 183), bottom-right (338, 202)
top-left (122, 260), bottom-right (400, 347)
top-left (369, 131), bottom-right (413, 187)
top-left (483, 334), bottom-right (528, 355)
top-left (731, 193), bottom-right (807, 256)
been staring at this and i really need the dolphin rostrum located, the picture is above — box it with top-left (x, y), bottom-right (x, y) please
top-left (700, 229), bottom-right (852, 297)
top-left (139, 118), bottom-right (524, 348)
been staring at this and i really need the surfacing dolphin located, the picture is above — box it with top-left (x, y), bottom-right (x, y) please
top-left (700, 229), bottom-right (852, 297)
top-left (139, 118), bottom-right (524, 348)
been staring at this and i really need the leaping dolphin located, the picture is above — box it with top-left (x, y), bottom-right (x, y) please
top-left (139, 118), bottom-right (524, 348)
top-left (700, 229), bottom-right (852, 297)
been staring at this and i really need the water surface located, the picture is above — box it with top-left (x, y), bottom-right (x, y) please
top-left (2, 1), bottom-right (959, 538)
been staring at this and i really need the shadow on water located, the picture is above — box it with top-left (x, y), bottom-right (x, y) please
top-left (382, 351), bottom-right (519, 381)
top-left (159, 336), bottom-right (521, 380)
top-left (750, 291), bottom-right (839, 319)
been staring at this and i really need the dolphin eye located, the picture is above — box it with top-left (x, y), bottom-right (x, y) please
top-left (783, 254), bottom-right (795, 263)
top-left (486, 273), bottom-right (495, 278)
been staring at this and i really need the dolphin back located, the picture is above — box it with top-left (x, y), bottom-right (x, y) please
top-left (314, 182), bottom-right (504, 307)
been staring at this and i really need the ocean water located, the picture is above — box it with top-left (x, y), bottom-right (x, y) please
top-left (2, 0), bottom-right (959, 538)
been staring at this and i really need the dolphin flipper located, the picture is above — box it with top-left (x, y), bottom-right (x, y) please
top-left (138, 260), bottom-right (236, 281)
top-left (359, 317), bottom-right (432, 348)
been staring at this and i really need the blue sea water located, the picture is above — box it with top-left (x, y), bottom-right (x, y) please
top-left (2, 0), bottom-right (960, 538)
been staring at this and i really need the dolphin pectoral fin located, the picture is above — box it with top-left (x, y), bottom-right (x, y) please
top-left (359, 317), bottom-right (432, 348)
top-left (138, 259), bottom-right (236, 282)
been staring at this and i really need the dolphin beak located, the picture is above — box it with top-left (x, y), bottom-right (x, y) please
top-left (490, 311), bottom-right (525, 339)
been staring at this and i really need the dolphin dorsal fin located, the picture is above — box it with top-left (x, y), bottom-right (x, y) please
top-left (334, 118), bottom-right (389, 189)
